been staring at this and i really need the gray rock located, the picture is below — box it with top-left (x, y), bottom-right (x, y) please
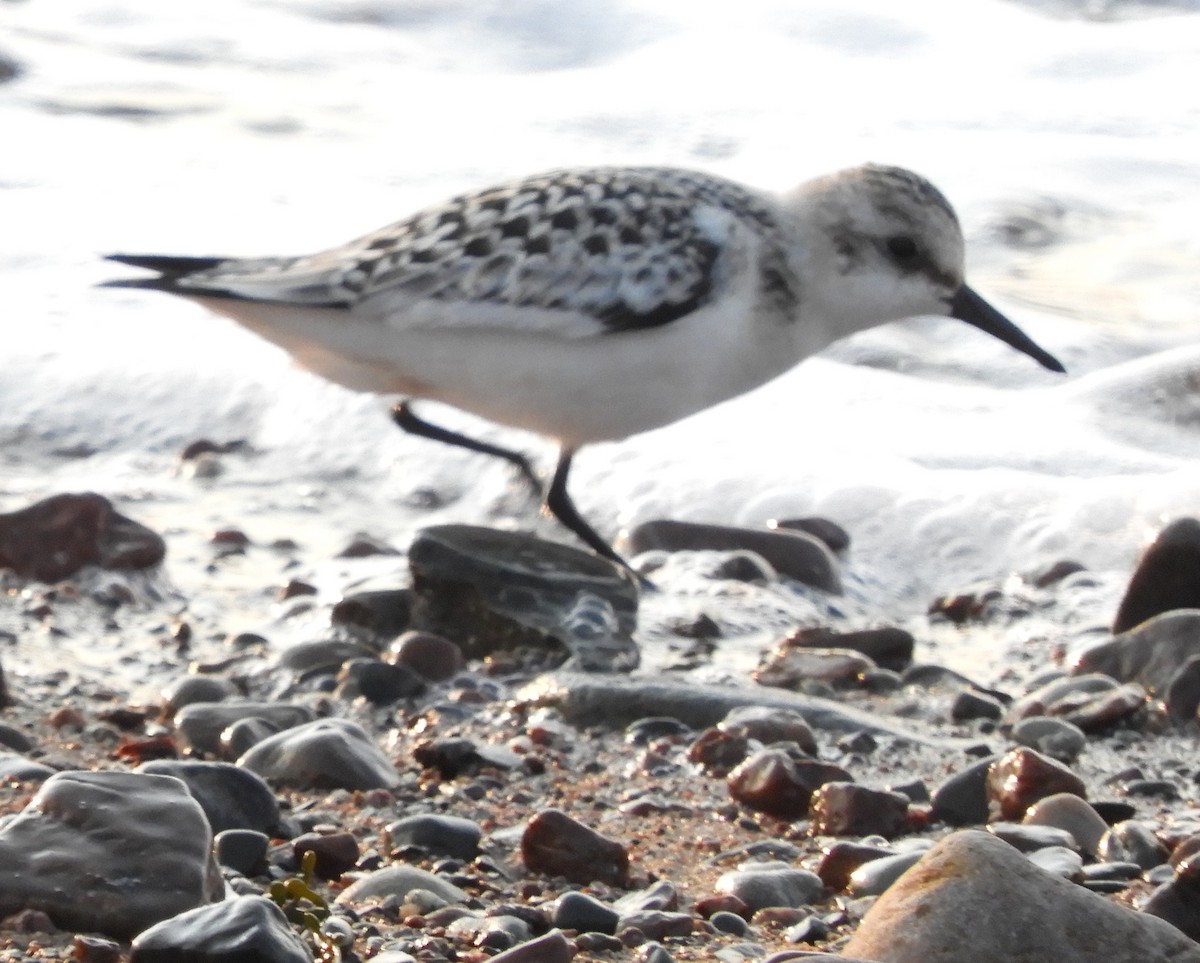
top-left (1073, 610), bottom-right (1200, 694)
top-left (1011, 716), bottom-right (1087, 763)
top-left (714, 863), bottom-right (824, 911)
top-left (238, 718), bottom-right (399, 790)
top-left (214, 829), bottom-right (271, 876)
top-left (0, 771), bottom-right (221, 938)
top-left (386, 813), bottom-right (482, 860)
top-left (486, 929), bottom-right (574, 963)
top-left (1023, 793), bottom-right (1110, 856)
top-left (138, 760), bottom-right (283, 835)
top-left (336, 657), bottom-right (425, 704)
top-left (335, 865), bottom-right (467, 906)
top-left (0, 753), bottom-right (54, 782)
top-left (1008, 674), bottom-right (1120, 721)
top-left (1098, 820), bottom-right (1168, 870)
top-left (219, 717), bottom-right (282, 758)
top-left (161, 675), bottom-right (239, 717)
top-left (175, 702), bottom-right (315, 755)
top-left (0, 723), bottom-right (33, 753)
top-left (846, 850), bottom-right (925, 897)
top-left (841, 830), bottom-right (1200, 963)
top-left (553, 891), bottom-right (619, 934)
top-left (408, 524), bottom-right (639, 671)
top-left (518, 673), bottom-right (966, 746)
top-left (929, 756), bottom-right (996, 825)
top-left (1028, 845), bottom-right (1084, 879)
top-left (130, 895), bottom-right (312, 963)
top-left (277, 639), bottom-right (376, 678)
top-left (987, 823), bottom-right (1078, 852)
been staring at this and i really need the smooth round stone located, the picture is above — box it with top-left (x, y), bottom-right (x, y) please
top-left (0, 754), bottom-right (55, 783)
top-left (753, 646), bottom-right (874, 688)
top-left (784, 914), bottom-right (829, 944)
top-left (387, 813), bottom-right (482, 860)
top-left (175, 702), bottom-right (315, 756)
top-left (846, 850), bottom-right (925, 897)
top-left (447, 914), bottom-right (531, 949)
top-left (718, 706), bottom-right (817, 754)
top-left (220, 717), bottom-right (282, 758)
top-left (816, 841), bottom-right (896, 892)
top-left (138, 760), bottom-right (282, 835)
top-left (214, 829), bottom-right (270, 876)
top-left (293, 831), bottom-right (360, 880)
top-left (1165, 654), bottom-right (1200, 722)
top-left (988, 823), bottom-right (1078, 853)
top-left (0, 724), bottom-right (33, 753)
top-left (521, 809), bottom-right (628, 887)
top-left (330, 588), bottom-right (412, 639)
top-left (1099, 820), bottom-right (1168, 870)
top-left (1027, 845), bottom-right (1084, 879)
top-left (277, 639), bottom-right (375, 678)
top-left (335, 658), bottom-right (425, 705)
top-left (388, 630), bottom-right (464, 681)
top-left (709, 910), bottom-right (749, 936)
top-left (335, 866), bottom-right (467, 906)
top-left (238, 718), bottom-right (400, 790)
top-left (625, 716), bottom-right (694, 745)
top-left (553, 891), bottom-right (619, 934)
top-left (613, 879), bottom-right (680, 915)
top-left (950, 689), bottom-right (1004, 723)
top-left (1011, 716), bottom-right (1087, 763)
top-left (1075, 608), bottom-right (1200, 692)
top-left (1023, 793), bottom-right (1109, 856)
top-left (482, 929), bottom-right (574, 963)
top-left (714, 864), bottom-right (824, 911)
top-left (161, 675), bottom-right (239, 717)
top-left (1110, 518), bottom-right (1200, 634)
top-left (130, 895), bottom-right (309, 963)
top-left (726, 749), bottom-right (850, 820)
top-left (985, 747), bottom-right (1086, 821)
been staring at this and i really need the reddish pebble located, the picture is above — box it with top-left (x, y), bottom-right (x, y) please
top-left (48, 706), bottom-right (86, 731)
top-left (808, 782), bottom-right (910, 839)
top-left (726, 748), bottom-right (850, 820)
top-left (72, 934), bottom-right (122, 963)
top-left (986, 746), bottom-right (1087, 821)
top-left (210, 528), bottom-right (250, 547)
top-left (293, 831), bottom-right (360, 880)
top-left (816, 841), bottom-right (896, 891)
top-left (693, 894), bottom-right (750, 920)
top-left (687, 727), bottom-right (749, 776)
top-left (521, 808), bottom-right (628, 886)
top-left (389, 630), bottom-right (464, 681)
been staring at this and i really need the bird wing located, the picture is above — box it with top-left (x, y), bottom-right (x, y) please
top-left (105, 167), bottom-right (782, 340)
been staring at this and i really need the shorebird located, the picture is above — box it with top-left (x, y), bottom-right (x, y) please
top-left (104, 164), bottom-right (1065, 583)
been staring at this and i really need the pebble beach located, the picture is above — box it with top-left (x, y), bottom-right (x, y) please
top-left (5, 0), bottom-right (1200, 961)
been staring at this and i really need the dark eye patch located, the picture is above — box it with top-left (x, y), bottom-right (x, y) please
top-left (885, 235), bottom-right (920, 264)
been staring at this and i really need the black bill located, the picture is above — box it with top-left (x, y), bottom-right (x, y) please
top-left (948, 285), bottom-right (1065, 373)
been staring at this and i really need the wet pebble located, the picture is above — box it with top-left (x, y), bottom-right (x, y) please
top-left (335, 866), bottom-right (467, 906)
top-left (129, 895), bottom-right (311, 963)
top-left (1011, 716), bottom-right (1087, 763)
top-left (0, 771), bottom-right (221, 938)
top-left (1143, 851), bottom-right (1200, 941)
top-left (929, 755), bottom-right (996, 826)
top-left (754, 646), bottom-right (874, 689)
top-left (987, 822), bottom-right (1078, 852)
top-left (1028, 845), bottom-right (1084, 879)
top-left (815, 841), bottom-right (896, 891)
top-left (1111, 517), bottom-right (1200, 633)
top-left (846, 849), bottom-right (926, 897)
top-left (709, 909), bottom-right (749, 935)
top-left (335, 657), bottom-right (425, 704)
top-left (485, 928), bottom-right (574, 963)
top-left (553, 891), bottom-right (619, 934)
top-left (808, 782), bottom-right (910, 838)
top-left (330, 588), bottom-right (412, 639)
top-left (718, 706), bottom-right (817, 753)
top-left (986, 746), bottom-right (1086, 820)
top-left (0, 754), bottom-right (55, 782)
top-left (726, 749), bottom-right (850, 820)
top-left (776, 625), bottom-right (913, 672)
top-left (714, 864), bottom-right (824, 912)
top-left (521, 808), bottom-right (628, 886)
top-left (161, 675), bottom-right (239, 716)
top-left (1165, 654), bottom-right (1200, 722)
top-left (293, 831), bottom-right (360, 879)
top-left (238, 718), bottom-right (400, 790)
top-left (220, 716), bottom-right (282, 758)
top-left (386, 813), bottom-right (482, 860)
top-left (950, 688), bottom-right (1004, 722)
top-left (138, 760), bottom-right (283, 835)
top-left (1074, 609), bottom-right (1200, 693)
top-left (617, 909), bottom-right (693, 941)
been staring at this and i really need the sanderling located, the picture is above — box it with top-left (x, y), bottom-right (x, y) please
top-left (104, 164), bottom-right (1064, 583)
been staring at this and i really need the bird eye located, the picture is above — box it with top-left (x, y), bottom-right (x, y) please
top-left (885, 235), bottom-right (919, 264)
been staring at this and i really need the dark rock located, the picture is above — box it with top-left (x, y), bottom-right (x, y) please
top-left (718, 705), bottom-right (817, 754)
top-left (1165, 654), bottom-right (1200, 723)
top-left (950, 688), bottom-right (1005, 722)
top-left (767, 516), bottom-right (850, 552)
top-left (214, 829), bottom-right (270, 876)
top-left (841, 830), bottom-right (1200, 963)
top-left (1060, 683), bottom-right (1145, 732)
top-left (130, 895), bottom-right (311, 963)
top-left (174, 702), bottom-right (315, 756)
top-left (138, 760), bottom-right (283, 835)
top-left (386, 814), bottom-right (482, 860)
top-left (986, 747), bottom-right (1087, 821)
top-left (930, 756), bottom-right (997, 826)
top-left (293, 831), bottom-right (359, 879)
top-left (754, 644), bottom-right (873, 689)
top-left (687, 727), bottom-right (750, 776)
top-left (0, 754), bottom-right (55, 782)
top-left (808, 782), bottom-right (910, 838)
top-left (626, 519), bottom-right (840, 593)
top-left (549, 888), bottom-right (619, 936)
top-left (0, 771), bottom-right (221, 938)
top-left (331, 589), bottom-right (412, 639)
top-left (161, 675), bottom-right (239, 717)
top-left (338, 534), bottom-right (401, 558)
top-left (625, 716), bottom-right (694, 745)
top-left (238, 718), bottom-right (399, 790)
top-left (1098, 820), bottom-right (1168, 869)
top-left (776, 625), bottom-right (913, 672)
top-left (816, 841), bottom-right (896, 892)
top-left (616, 909), bottom-right (692, 940)
top-left (412, 736), bottom-right (521, 779)
top-left (1144, 852), bottom-right (1200, 941)
top-left (1032, 559), bottom-right (1087, 588)
top-left (520, 809), bottom-right (628, 886)
top-left (336, 658), bottom-right (425, 704)
top-left (709, 910), bottom-right (749, 935)
top-left (0, 724), bottom-right (33, 753)
top-left (726, 749), bottom-right (851, 820)
top-left (485, 930), bottom-right (574, 963)
top-left (219, 717), bottom-right (282, 758)
top-left (409, 524), bottom-right (639, 670)
top-left (388, 630), bottom-right (464, 681)
top-left (1113, 518), bottom-right (1200, 633)
top-left (987, 822), bottom-right (1078, 852)
top-left (0, 493), bottom-right (164, 581)
top-left (277, 639), bottom-right (376, 678)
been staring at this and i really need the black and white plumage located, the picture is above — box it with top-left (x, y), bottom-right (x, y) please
top-left (104, 164), bottom-right (1064, 582)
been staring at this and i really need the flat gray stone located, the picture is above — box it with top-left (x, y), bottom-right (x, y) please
top-left (238, 717), bottom-right (399, 790)
top-left (175, 702), bottom-right (316, 755)
top-left (1073, 610), bottom-right (1200, 694)
top-left (841, 830), bottom-right (1200, 962)
top-left (130, 895), bottom-right (312, 962)
top-left (335, 865), bottom-right (467, 906)
top-left (0, 771), bottom-right (221, 938)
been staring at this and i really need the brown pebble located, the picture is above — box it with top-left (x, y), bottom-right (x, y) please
top-left (520, 808), bottom-right (628, 887)
top-left (1113, 518), bottom-right (1200, 633)
top-left (389, 630), bottom-right (465, 682)
top-left (726, 748), bottom-right (851, 820)
top-left (816, 841), bottom-right (896, 892)
top-left (293, 831), bottom-right (360, 880)
top-left (687, 727), bottom-right (750, 776)
top-left (808, 782), bottom-right (910, 838)
top-left (693, 894), bottom-right (750, 920)
top-left (278, 579), bottom-right (318, 601)
top-left (210, 528), bottom-right (250, 547)
top-left (3, 908), bottom-right (55, 933)
top-left (72, 934), bottom-right (123, 963)
top-left (986, 747), bottom-right (1087, 821)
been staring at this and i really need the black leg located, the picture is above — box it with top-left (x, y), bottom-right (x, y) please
top-left (546, 448), bottom-right (651, 589)
top-left (391, 400), bottom-right (542, 496)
